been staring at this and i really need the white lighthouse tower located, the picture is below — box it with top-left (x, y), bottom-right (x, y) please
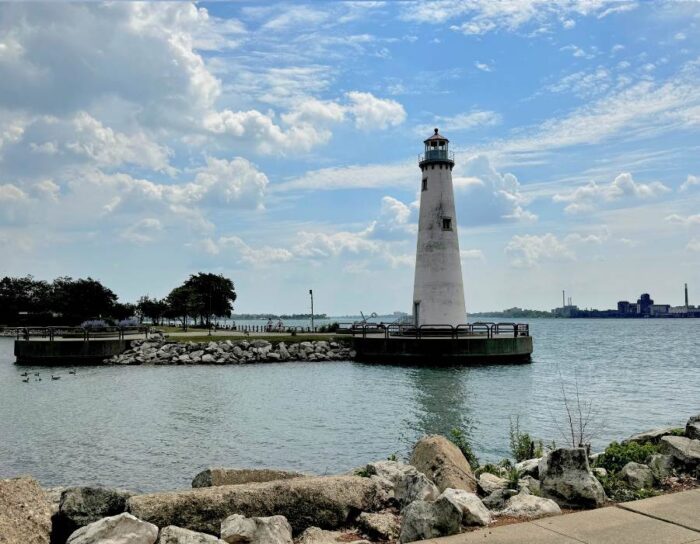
top-left (412, 129), bottom-right (466, 327)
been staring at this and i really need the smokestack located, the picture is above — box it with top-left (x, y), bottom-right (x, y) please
top-left (685, 283), bottom-right (689, 308)
top-left (562, 290), bottom-right (565, 308)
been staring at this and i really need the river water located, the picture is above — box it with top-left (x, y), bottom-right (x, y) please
top-left (1, 318), bottom-right (698, 492)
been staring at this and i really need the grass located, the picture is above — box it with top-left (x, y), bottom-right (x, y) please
top-left (161, 333), bottom-right (348, 344)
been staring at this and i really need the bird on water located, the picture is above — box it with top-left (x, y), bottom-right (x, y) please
top-left (51, 375), bottom-right (60, 380)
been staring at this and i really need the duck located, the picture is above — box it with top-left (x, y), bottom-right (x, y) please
top-left (22, 377), bottom-right (29, 383)
top-left (20, 372), bottom-right (28, 377)
top-left (69, 370), bottom-right (76, 375)
top-left (34, 372), bottom-right (40, 376)
top-left (51, 375), bottom-right (60, 380)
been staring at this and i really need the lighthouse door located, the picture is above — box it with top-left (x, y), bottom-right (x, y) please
top-left (413, 301), bottom-right (420, 327)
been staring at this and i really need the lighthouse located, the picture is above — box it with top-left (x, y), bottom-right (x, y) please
top-left (412, 129), bottom-right (466, 327)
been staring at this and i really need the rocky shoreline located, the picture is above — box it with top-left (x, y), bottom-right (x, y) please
top-left (2, 415), bottom-right (699, 544)
top-left (105, 339), bottom-right (355, 365)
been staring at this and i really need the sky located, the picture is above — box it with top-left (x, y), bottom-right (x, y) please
top-left (0, 1), bottom-right (699, 315)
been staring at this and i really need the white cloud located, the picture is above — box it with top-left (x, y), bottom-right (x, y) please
top-left (216, 236), bottom-right (294, 265)
top-left (665, 214), bottom-right (700, 227)
top-left (0, 184), bottom-right (28, 202)
top-left (188, 157), bottom-right (268, 210)
top-left (120, 218), bottom-right (163, 245)
top-left (345, 92), bottom-right (406, 130)
top-left (680, 175), bottom-right (699, 192)
top-left (416, 110), bottom-right (501, 134)
top-left (553, 172), bottom-right (671, 213)
top-left (688, 238), bottom-right (700, 252)
top-left (474, 61), bottom-right (492, 72)
top-left (505, 233), bottom-right (574, 268)
top-left (274, 161), bottom-right (415, 192)
top-left (597, 2), bottom-right (638, 18)
top-left (461, 249), bottom-right (485, 261)
top-left (293, 225), bottom-right (381, 258)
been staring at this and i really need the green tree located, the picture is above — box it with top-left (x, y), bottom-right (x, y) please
top-left (164, 285), bottom-right (198, 330)
top-left (50, 277), bottom-right (118, 324)
top-left (183, 273), bottom-right (236, 327)
top-left (0, 275), bottom-right (52, 324)
top-left (137, 296), bottom-right (168, 325)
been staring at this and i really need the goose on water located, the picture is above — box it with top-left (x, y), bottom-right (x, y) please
top-left (22, 378), bottom-right (29, 383)
top-left (51, 375), bottom-right (60, 380)
top-left (69, 370), bottom-right (76, 375)
top-left (20, 372), bottom-right (28, 377)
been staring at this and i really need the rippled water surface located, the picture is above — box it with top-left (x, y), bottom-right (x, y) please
top-left (1, 318), bottom-right (698, 492)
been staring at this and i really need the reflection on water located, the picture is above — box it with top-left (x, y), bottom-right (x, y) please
top-left (0, 318), bottom-right (698, 491)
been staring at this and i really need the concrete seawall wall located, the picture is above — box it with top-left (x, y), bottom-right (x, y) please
top-left (14, 339), bottom-right (134, 365)
top-left (351, 336), bottom-right (533, 364)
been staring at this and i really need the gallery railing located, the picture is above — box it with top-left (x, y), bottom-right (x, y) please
top-left (336, 322), bottom-right (529, 339)
top-left (10, 326), bottom-right (150, 342)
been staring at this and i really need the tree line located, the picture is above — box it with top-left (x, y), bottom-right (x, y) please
top-left (0, 273), bottom-right (236, 328)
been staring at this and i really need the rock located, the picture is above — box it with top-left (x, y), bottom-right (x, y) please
top-left (0, 476), bottom-right (52, 544)
top-left (648, 454), bottom-right (676, 479)
top-left (220, 514), bottom-right (292, 544)
top-left (686, 415), bottom-right (700, 440)
top-left (363, 460), bottom-right (438, 505)
top-left (620, 462), bottom-right (655, 490)
top-left (660, 436), bottom-right (700, 469)
top-left (592, 467), bottom-right (607, 478)
top-left (477, 473), bottom-right (508, 496)
top-left (539, 448), bottom-right (605, 508)
top-left (481, 488), bottom-right (518, 510)
top-left (127, 476), bottom-right (386, 535)
top-left (409, 435), bottom-right (476, 493)
top-left (518, 476), bottom-right (541, 495)
top-left (66, 513), bottom-right (158, 544)
top-left (515, 458), bottom-right (541, 478)
top-left (356, 512), bottom-right (400, 541)
top-left (157, 526), bottom-right (226, 543)
top-left (499, 493), bottom-right (562, 520)
top-left (201, 354), bottom-right (215, 363)
top-left (439, 488), bottom-right (491, 526)
top-left (55, 486), bottom-right (133, 543)
top-left (296, 526), bottom-right (369, 544)
top-left (398, 496), bottom-right (462, 543)
top-left (623, 427), bottom-right (678, 445)
top-left (192, 468), bottom-right (305, 488)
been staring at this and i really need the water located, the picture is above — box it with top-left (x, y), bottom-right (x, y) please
top-left (0, 318), bottom-right (698, 492)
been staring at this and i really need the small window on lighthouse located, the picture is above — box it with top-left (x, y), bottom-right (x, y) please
top-left (422, 178), bottom-right (427, 191)
top-left (442, 217), bottom-right (452, 231)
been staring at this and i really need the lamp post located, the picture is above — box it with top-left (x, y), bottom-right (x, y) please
top-left (309, 289), bottom-right (314, 332)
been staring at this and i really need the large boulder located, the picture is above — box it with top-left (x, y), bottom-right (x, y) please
top-left (622, 427), bottom-right (678, 445)
top-left (192, 468), bottom-right (305, 488)
top-left (499, 493), bottom-right (561, 520)
top-left (157, 526), bottom-right (226, 543)
top-left (409, 435), bottom-right (476, 493)
top-left (398, 496), bottom-right (462, 543)
top-left (0, 476), bottom-right (52, 544)
top-left (660, 436), bottom-right (700, 469)
top-left (686, 415), bottom-right (700, 440)
top-left (515, 458), bottom-right (540, 478)
top-left (54, 486), bottom-right (133, 543)
top-left (538, 448), bottom-right (605, 508)
top-left (296, 527), bottom-right (369, 544)
top-left (477, 473), bottom-right (507, 496)
top-left (439, 488), bottom-right (490, 526)
top-left (66, 513), bottom-right (158, 544)
top-left (363, 461), bottom-right (438, 505)
top-left (481, 488), bottom-right (518, 510)
top-left (356, 512), bottom-right (400, 541)
top-left (127, 476), bottom-right (386, 535)
top-left (220, 514), bottom-right (292, 544)
top-left (648, 454), bottom-right (676, 479)
top-left (620, 462), bottom-right (655, 490)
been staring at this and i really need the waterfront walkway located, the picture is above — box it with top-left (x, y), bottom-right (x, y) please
top-left (419, 488), bottom-right (700, 544)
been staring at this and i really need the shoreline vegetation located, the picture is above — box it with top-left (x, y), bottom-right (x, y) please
top-left (3, 415), bottom-right (698, 543)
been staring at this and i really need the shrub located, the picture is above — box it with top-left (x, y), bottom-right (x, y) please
top-left (448, 428), bottom-right (479, 469)
top-left (669, 428), bottom-right (685, 437)
top-left (509, 416), bottom-right (544, 462)
top-left (597, 472), bottom-right (659, 502)
top-left (594, 441), bottom-right (661, 473)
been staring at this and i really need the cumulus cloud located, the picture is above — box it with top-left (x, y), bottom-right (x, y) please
top-left (553, 172), bottom-right (671, 213)
top-left (120, 218), bottom-right (163, 245)
top-left (416, 110), bottom-right (501, 134)
top-left (680, 175), bottom-right (699, 192)
top-left (505, 233), bottom-right (574, 268)
top-left (665, 214), bottom-right (700, 227)
top-left (345, 92), bottom-right (406, 130)
top-left (688, 238), bottom-right (700, 252)
top-left (216, 236), bottom-right (294, 265)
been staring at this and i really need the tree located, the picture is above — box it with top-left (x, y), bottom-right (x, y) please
top-left (0, 275), bottom-right (52, 325)
top-left (136, 296), bottom-right (168, 325)
top-left (164, 285), bottom-right (198, 330)
top-left (111, 302), bottom-right (136, 322)
top-left (50, 276), bottom-right (118, 324)
top-left (183, 273), bottom-right (236, 327)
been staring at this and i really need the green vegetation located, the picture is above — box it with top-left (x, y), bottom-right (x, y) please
top-left (509, 416), bottom-right (544, 462)
top-left (594, 441), bottom-right (661, 473)
top-left (669, 428), bottom-right (686, 436)
top-left (164, 334), bottom-right (345, 344)
top-left (597, 472), bottom-right (659, 502)
top-left (448, 428), bottom-right (480, 469)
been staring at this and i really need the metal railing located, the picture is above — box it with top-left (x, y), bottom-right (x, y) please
top-left (11, 326), bottom-right (151, 342)
top-left (336, 321), bottom-right (530, 339)
top-left (418, 150), bottom-right (455, 164)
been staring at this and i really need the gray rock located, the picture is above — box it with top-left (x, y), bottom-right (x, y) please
top-left (0, 476), bottom-right (52, 544)
top-left (201, 354), bottom-right (215, 363)
top-left (477, 473), bottom-right (508, 496)
top-left (499, 492), bottom-right (562, 520)
top-left (410, 435), bottom-right (477, 493)
top-left (648, 454), bottom-right (676, 479)
top-left (220, 514), bottom-right (292, 544)
top-left (157, 526), bottom-right (226, 543)
top-left (620, 462), bottom-right (655, 490)
top-left (539, 448), bottom-right (605, 508)
top-left (296, 526), bottom-right (369, 544)
top-left (192, 468), bottom-right (305, 488)
top-left (515, 458), bottom-right (541, 478)
top-left (55, 486), bottom-right (133, 543)
top-left (592, 467), bottom-right (607, 479)
top-left (686, 415), bottom-right (700, 440)
top-left (481, 488), bottom-right (518, 510)
top-left (66, 513), bottom-right (158, 544)
top-left (518, 475), bottom-right (541, 495)
top-left (127, 476), bottom-right (386, 535)
top-left (440, 488), bottom-right (491, 526)
top-left (398, 496), bottom-right (462, 543)
top-left (364, 460), bottom-right (438, 505)
top-left (356, 512), bottom-right (400, 541)
top-left (660, 435), bottom-right (700, 468)
top-left (623, 427), bottom-right (678, 445)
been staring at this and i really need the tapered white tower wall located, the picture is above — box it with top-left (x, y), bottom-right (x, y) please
top-left (412, 129), bottom-right (466, 326)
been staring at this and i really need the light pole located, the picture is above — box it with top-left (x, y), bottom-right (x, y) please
top-left (309, 289), bottom-right (314, 332)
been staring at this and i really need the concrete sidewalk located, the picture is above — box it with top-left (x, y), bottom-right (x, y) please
top-left (419, 488), bottom-right (700, 544)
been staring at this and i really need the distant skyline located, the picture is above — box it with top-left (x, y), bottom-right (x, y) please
top-left (1, 1), bottom-right (699, 314)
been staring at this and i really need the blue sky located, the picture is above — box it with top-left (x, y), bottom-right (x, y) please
top-left (1, 1), bottom-right (699, 314)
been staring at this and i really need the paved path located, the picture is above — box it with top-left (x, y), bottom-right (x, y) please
top-left (419, 488), bottom-right (700, 544)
